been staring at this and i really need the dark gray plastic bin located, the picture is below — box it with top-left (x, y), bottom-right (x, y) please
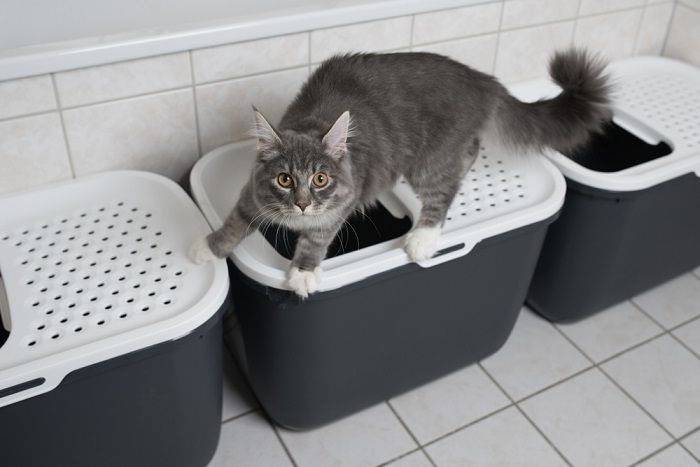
top-left (516, 57), bottom-right (700, 322)
top-left (191, 138), bottom-right (565, 428)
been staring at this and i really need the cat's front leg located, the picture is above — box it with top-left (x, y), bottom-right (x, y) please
top-left (190, 185), bottom-right (256, 263)
top-left (287, 229), bottom-right (336, 298)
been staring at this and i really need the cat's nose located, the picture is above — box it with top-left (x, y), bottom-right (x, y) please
top-left (295, 200), bottom-right (310, 212)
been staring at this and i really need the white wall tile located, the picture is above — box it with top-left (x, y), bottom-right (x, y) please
top-left (426, 407), bottom-right (567, 467)
top-left (556, 301), bottom-right (662, 362)
top-left (196, 67), bottom-right (308, 153)
top-left (501, 0), bottom-right (580, 30)
top-left (278, 403), bottom-right (416, 466)
top-left (494, 21), bottom-right (575, 83)
top-left (0, 113), bottom-right (72, 194)
top-left (521, 369), bottom-right (671, 467)
top-left (310, 17), bottom-right (412, 63)
top-left (192, 33), bottom-right (308, 84)
top-left (665, 5), bottom-right (700, 67)
top-left (636, 3), bottom-right (676, 54)
top-left (413, 34), bottom-right (498, 73)
top-left (55, 53), bottom-right (191, 107)
top-left (63, 90), bottom-right (198, 181)
top-left (209, 412), bottom-right (292, 467)
top-left (574, 9), bottom-right (644, 61)
top-left (390, 364), bottom-right (509, 444)
top-left (412, 3), bottom-right (502, 45)
top-left (603, 335), bottom-right (700, 437)
top-left (481, 309), bottom-right (590, 400)
top-left (633, 274), bottom-right (700, 329)
top-left (579, 0), bottom-right (646, 15)
top-left (0, 75), bottom-right (56, 120)
top-left (638, 444), bottom-right (700, 467)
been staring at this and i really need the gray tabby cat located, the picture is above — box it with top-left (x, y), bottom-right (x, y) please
top-left (191, 49), bottom-right (610, 297)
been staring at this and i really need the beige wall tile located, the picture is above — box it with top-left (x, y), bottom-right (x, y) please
top-left (412, 3), bottom-right (502, 45)
top-left (55, 53), bottom-right (191, 107)
top-left (192, 33), bottom-right (309, 84)
top-left (635, 3), bottom-right (675, 54)
top-left (664, 5), bottom-right (700, 66)
top-left (63, 90), bottom-right (198, 181)
top-left (413, 34), bottom-right (498, 73)
top-left (495, 21), bottom-right (575, 83)
top-left (0, 75), bottom-right (56, 120)
top-left (0, 113), bottom-right (72, 194)
top-left (196, 67), bottom-right (308, 153)
top-left (575, 9), bottom-right (644, 61)
top-left (579, 0), bottom-right (646, 15)
top-left (310, 17), bottom-right (412, 63)
top-left (501, 0), bottom-right (579, 30)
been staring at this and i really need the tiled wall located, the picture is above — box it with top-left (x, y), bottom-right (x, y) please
top-left (0, 0), bottom-right (677, 195)
top-left (664, 1), bottom-right (700, 65)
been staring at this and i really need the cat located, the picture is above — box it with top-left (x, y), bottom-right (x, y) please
top-left (190, 49), bottom-right (611, 297)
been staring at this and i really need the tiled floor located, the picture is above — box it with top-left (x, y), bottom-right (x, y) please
top-left (209, 271), bottom-right (700, 467)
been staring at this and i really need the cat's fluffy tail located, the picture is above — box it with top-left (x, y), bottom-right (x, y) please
top-left (494, 48), bottom-right (612, 154)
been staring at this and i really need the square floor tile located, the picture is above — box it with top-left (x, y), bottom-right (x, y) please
top-left (481, 309), bottom-right (590, 400)
top-left (673, 318), bottom-right (700, 356)
top-left (426, 406), bottom-right (566, 467)
top-left (278, 403), bottom-right (416, 466)
top-left (390, 364), bottom-right (509, 444)
top-left (520, 369), bottom-right (671, 466)
top-left (603, 335), bottom-right (700, 437)
top-left (637, 444), bottom-right (699, 467)
top-left (221, 351), bottom-right (257, 421)
top-left (633, 274), bottom-right (700, 329)
top-left (557, 301), bottom-right (662, 362)
top-left (683, 430), bottom-right (700, 461)
top-left (209, 412), bottom-right (291, 467)
top-left (384, 450), bottom-right (433, 467)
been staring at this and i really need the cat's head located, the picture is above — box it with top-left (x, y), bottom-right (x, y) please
top-left (250, 109), bottom-right (355, 229)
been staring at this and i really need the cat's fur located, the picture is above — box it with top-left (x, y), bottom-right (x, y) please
top-left (190, 49), bottom-right (611, 297)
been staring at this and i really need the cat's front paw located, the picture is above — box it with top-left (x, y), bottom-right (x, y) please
top-left (189, 236), bottom-right (218, 264)
top-left (287, 266), bottom-right (322, 298)
top-left (404, 226), bottom-right (440, 262)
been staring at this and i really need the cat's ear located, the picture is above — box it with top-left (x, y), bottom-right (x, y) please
top-left (322, 111), bottom-right (351, 159)
top-left (252, 107), bottom-right (282, 160)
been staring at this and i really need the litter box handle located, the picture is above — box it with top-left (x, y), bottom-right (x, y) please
top-left (416, 240), bottom-right (478, 268)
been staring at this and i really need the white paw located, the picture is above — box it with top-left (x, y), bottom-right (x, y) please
top-left (287, 266), bottom-right (322, 298)
top-left (404, 226), bottom-right (441, 262)
top-left (189, 236), bottom-right (218, 264)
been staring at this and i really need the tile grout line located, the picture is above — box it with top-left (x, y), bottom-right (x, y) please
top-left (570, 0), bottom-right (584, 46)
top-left (220, 407), bottom-right (258, 425)
top-left (420, 403), bottom-right (514, 450)
top-left (385, 401), bottom-right (438, 467)
top-left (187, 51), bottom-right (204, 158)
top-left (660, 0), bottom-right (679, 55)
top-left (630, 5), bottom-right (648, 55)
top-left (376, 447), bottom-right (427, 467)
top-left (679, 426), bottom-right (700, 463)
top-left (478, 362), bottom-right (575, 467)
top-left (629, 439), bottom-right (680, 466)
top-left (307, 31), bottom-right (312, 74)
top-left (678, 0), bottom-right (700, 13)
top-left (408, 14), bottom-right (415, 50)
top-left (490, 0), bottom-right (506, 75)
top-left (49, 73), bottom-right (76, 178)
top-left (551, 319), bottom-right (679, 446)
top-left (267, 416), bottom-right (300, 467)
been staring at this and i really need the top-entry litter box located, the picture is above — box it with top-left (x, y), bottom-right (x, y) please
top-left (0, 172), bottom-right (229, 467)
top-left (516, 56), bottom-right (700, 322)
top-left (191, 139), bottom-right (565, 429)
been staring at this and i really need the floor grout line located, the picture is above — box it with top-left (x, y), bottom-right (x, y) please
top-left (377, 447), bottom-right (428, 467)
top-left (267, 415), bottom-right (300, 467)
top-left (679, 426), bottom-right (700, 463)
top-left (220, 407), bottom-right (258, 425)
top-left (478, 362), bottom-right (574, 467)
top-left (385, 401), bottom-right (438, 467)
top-left (629, 439), bottom-right (679, 466)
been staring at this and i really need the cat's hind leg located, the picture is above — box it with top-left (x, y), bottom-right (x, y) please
top-left (404, 137), bottom-right (480, 262)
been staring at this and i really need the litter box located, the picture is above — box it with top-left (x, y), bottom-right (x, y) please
top-left (516, 56), bottom-right (700, 322)
top-left (0, 172), bottom-right (229, 467)
top-left (191, 136), bottom-right (564, 429)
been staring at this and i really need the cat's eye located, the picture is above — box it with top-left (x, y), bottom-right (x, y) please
top-left (277, 173), bottom-right (293, 188)
top-left (312, 172), bottom-right (329, 188)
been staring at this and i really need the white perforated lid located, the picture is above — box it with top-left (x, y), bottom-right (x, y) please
top-left (0, 171), bottom-right (229, 408)
top-left (509, 56), bottom-right (700, 192)
top-left (190, 139), bottom-right (565, 292)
